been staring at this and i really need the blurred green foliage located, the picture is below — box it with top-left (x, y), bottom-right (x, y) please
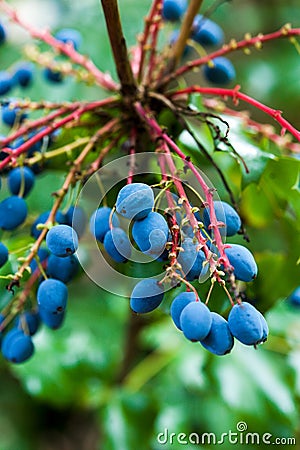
top-left (0, 1), bottom-right (299, 449)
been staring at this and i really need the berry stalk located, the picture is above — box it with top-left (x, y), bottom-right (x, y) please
top-left (7, 118), bottom-right (119, 290)
top-left (135, 102), bottom-right (232, 271)
top-left (0, 0), bottom-right (117, 91)
top-left (169, 86), bottom-right (300, 141)
top-left (0, 97), bottom-right (119, 170)
top-left (158, 24), bottom-right (300, 88)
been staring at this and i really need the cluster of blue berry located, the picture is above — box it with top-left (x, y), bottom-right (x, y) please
top-left (163, 0), bottom-right (236, 85)
top-left (0, 162), bottom-right (85, 362)
top-left (89, 181), bottom-right (267, 356)
top-left (0, 22), bottom-right (82, 93)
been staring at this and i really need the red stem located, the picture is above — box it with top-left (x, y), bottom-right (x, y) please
top-left (0, 103), bottom-right (82, 148)
top-left (158, 153), bottom-right (180, 268)
top-left (169, 86), bottom-right (300, 142)
top-left (159, 25), bottom-right (300, 87)
top-left (0, 97), bottom-right (118, 170)
top-left (144, 1), bottom-right (163, 85)
top-left (135, 102), bottom-right (231, 273)
top-left (0, 0), bottom-right (118, 91)
top-left (137, 0), bottom-right (163, 82)
top-left (204, 98), bottom-right (300, 153)
top-left (127, 128), bottom-right (137, 184)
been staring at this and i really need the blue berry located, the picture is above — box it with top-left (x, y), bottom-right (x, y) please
top-left (103, 227), bottom-right (131, 263)
top-left (47, 254), bottom-right (79, 283)
top-left (162, 0), bottom-right (187, 21)
top-left (89, 206), bottom-right (119, 242)
top-left (203, 57), bottom-right (236, 85)
top-left (180, 300), bottom-right (212, 341)
top-left (186, 249), bottom-right (207, 281)
top-left (2, 328), bottom-right (34, 363)
top-left (177, 237), bottom-right (198, 276)
top-left (287, 286), bottom-right (300, 308)
top-left (43, 67), bottom-right (63, 83)
top-left (29, 248), bottom-right (49, 273)
top-left (0, 196), bottom-right (27, 230)
top-left (46, 224), bottom-right (79, 257)
top-left (65, 206), bottom-right (87, 238)
top-left (31, 210), bottom-right (66, 239)
top-left (0, 242), bottom-right (8, 267)
top-left (8, 166), bottom-right (35, 197)
top-left (225, 244), bottom-right (258, 282)
top-left (130, 278), bottom-right (165, 313)
top-left (170, 291), bottom-right (196, 330)
top-left (1, 103), bottom-right (27, 127)
top-left (0, 22), bottom-right (6, 45)
top-left (132, 211), bottom-right (169, 258)
top-left (37, 279), bottom-right (68, 314)
top-left (228, 302), bottom-right (264, 346)
top-left (12, 62), bottom-right (34, 88)
top-left (39, 305), bottom-right (65, 329)
top-left (191, 15), bottom-right (224, 47)
top-left (11, 133), bottom-right (43, 161)
top-left (203, 200), bottom-right (241, 237)
top-left (0, 71), bottom-right (13, 96)
top-left (55, 28), bottom-right (82, 50)
top-left (258, 311), bottom-right (269, 343)
top-left (200, 312), bottom-right (234, 355)
top-left (116, 183), bottom-right (154, 220)
top-left (16, 311), bottom-right (40, 336)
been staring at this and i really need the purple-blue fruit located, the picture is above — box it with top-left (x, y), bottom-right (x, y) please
top-left (47, 254), bottom-right (79, 283)
top-left (170, 291), bottom-right (196, 330)
top-left (177, 237), bottom-right (198, 276)
top-left (191, 15), bottom-right (224, 47)
top-left (130, 278), bottom-right (165, 313)
top-left (200, 312), bottom-right (234, 355)
top-left (43, 67), bottom-right (64, 83)
top-left (12, 62), bottom-right (34, 88)
top-left (8, 166), bottom-right (35, 197)
top-left (132, 211), bottom-right (168, 258)
top-left (1, 103), bottom-right (27, 127)
top-left (2, 328), bottom-right (34, 363)
top-left (162, 0), bottom-right (187, 21)
top-left (287, 286), bottom-right (300, 308)
top-left (0, 71), bottom-right (12, 95)
top-left (0, 22), bottom-right (6, 45)
top-left (228, 301), bottom-right (264, 346)
top-left (16, 311), bottom-right (40, 336)
top-left (89, 206), bottom-right (119, 242)
top-left (225, 244), bottom-right (258, 282)
top-left (31, 210), bottom-right (66, 239)
top-left (55, 28), bottom-right (82, 50)
top-left (203, 200), bottom-right (241, 237)
top-left (37, 279), bottom-right (68, 314)
top-left (0, 242), bottom-right (8, 267)
top-left (103, 227), bottom-right (131, 263)
top-left (116, 183), bottom-right (154, 220)
top-left (65, 206), bottom-right (87, 238)
top-left (0, 196), bottom-right (27, 230)
top-left (180, 301), bottom-right (212, 341)
top-left (39, 305), bottom-right (65, 329)
top-left (203, 57), bottom-right (236, 85)
top-left (46, 224), bottom-right (78, 257)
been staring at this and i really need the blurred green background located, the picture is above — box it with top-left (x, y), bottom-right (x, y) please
top-left (0, 1), bottom-right (300, 449)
